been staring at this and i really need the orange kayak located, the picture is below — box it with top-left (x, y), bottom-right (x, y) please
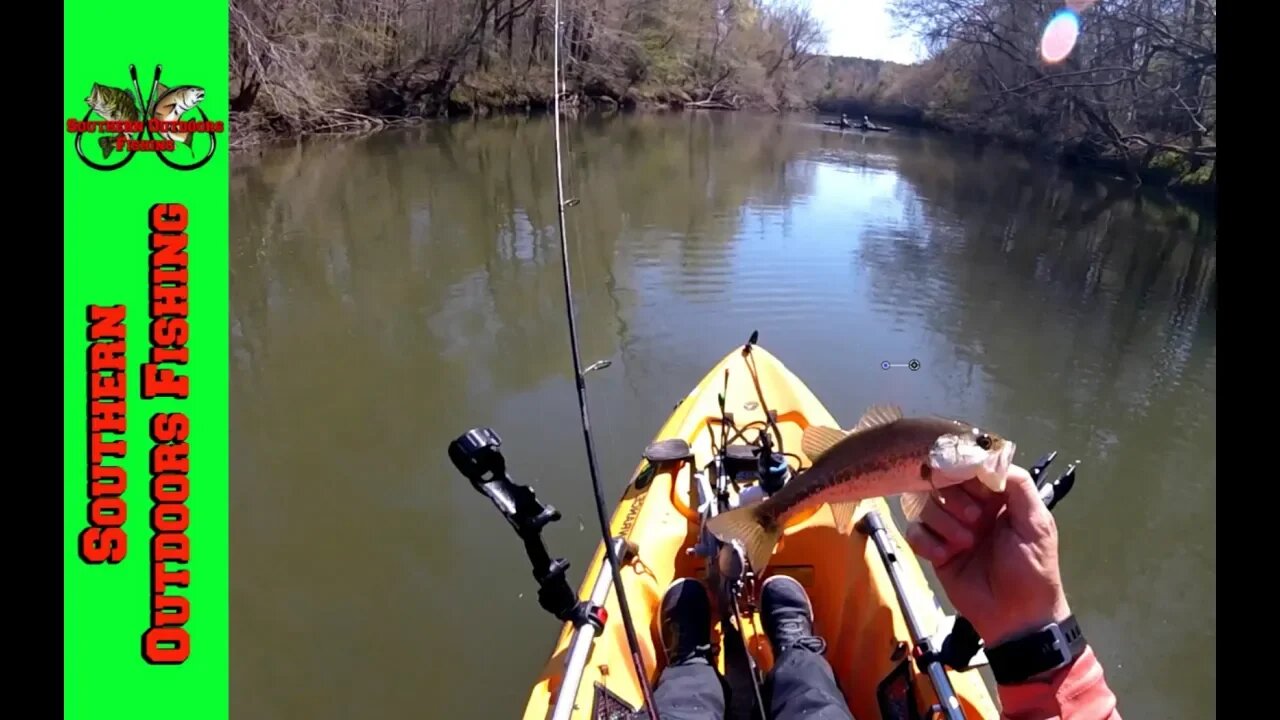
top-left (520, 342), bottom-right (1000, 720)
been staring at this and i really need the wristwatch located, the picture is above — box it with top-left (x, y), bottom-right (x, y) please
top-left (986, 615), bottom-right (1087, 685)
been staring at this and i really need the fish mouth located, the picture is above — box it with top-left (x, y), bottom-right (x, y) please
top-left (976, 440), bottom-right (1015, 492)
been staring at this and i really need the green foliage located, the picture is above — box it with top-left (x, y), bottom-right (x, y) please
top-left (1150, 151), bottom-right (1191, 175)
top-left (1172, 162), bottom-right (1215, 190)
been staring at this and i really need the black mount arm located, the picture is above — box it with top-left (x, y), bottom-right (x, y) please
top-left (448, 427), bottom-right (604, 631)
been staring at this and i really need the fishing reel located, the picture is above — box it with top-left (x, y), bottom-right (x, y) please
top-left (715, 540), bottom-right (761, 610)
top-left (754, 430), bottom-right (791, 496)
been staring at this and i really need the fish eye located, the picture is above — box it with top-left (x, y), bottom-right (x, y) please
top-left (976, 434), bottom-right (992, 450)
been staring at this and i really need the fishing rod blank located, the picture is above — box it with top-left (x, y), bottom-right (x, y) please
top-left (548, 0), bottom-right (659, 716)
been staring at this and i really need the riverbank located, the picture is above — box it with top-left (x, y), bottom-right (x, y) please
top-left (228, 70), bottom-right (793, 152)
top-left (954, 124), bottom-right (1216, 210)
top-left (231, 99), bottom-right (1215, 212)
top-left (812, 99), bottom-right (1214, 209)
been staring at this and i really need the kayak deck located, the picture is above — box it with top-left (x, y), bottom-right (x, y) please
top-left (522, 344), bottom-right (998, 719)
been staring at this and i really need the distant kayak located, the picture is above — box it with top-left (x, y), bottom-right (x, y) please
top-left (822, 119), bottom-right (891, 132)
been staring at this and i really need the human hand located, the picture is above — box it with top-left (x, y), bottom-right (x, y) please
top-left (904, 465), bottom-right (1071, 647)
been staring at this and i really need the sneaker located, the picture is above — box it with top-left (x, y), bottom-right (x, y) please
top-left (659, 578), bottom-right (715, 666)
top-left (760, 574), bottom-right (827, 656)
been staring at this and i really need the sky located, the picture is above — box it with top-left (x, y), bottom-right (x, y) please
top-left (806, 0), bottom-right (927, 65)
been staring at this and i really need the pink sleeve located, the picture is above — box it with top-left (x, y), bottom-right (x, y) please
top-left (996, 646), bottom-right (1121, 719)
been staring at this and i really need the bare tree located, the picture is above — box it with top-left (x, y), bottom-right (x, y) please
top-left (230, 0), bottom-right (840, 144)
top-left (887, 0), bottom-right (1215, 175)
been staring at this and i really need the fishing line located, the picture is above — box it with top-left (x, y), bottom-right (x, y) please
top-left (743, 349), bottom-right (784, 455)
top-left (549, 1), bottom-right (660, 717)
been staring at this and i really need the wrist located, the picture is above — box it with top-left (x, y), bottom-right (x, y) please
top-left (985, 609), bottom-right (1085, 687)
top-left (985, 596), bottom-right (1072, 648)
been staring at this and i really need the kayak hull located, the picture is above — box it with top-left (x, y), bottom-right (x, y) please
top-left (823, 121), bottom-right (891, 132)
top-left (521, 344), bottom-right (999, 720)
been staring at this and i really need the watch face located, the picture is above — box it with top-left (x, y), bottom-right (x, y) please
top-left (989, 621), bottom-right (1082, 684)
top-left (1044, 625), bottom-right (1073, 667)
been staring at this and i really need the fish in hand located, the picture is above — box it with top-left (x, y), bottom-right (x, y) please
top-left (704, 404), bottom-right (1016, 574)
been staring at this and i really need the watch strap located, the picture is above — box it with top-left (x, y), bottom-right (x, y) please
top-left (986, 615), bottom-right (1086, 685)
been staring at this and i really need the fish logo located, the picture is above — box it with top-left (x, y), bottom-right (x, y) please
top-left (69, 64), bottom-right (224, 172)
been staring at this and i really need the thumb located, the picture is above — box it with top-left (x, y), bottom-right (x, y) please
top-left (1002, 466), bottom-right (1055, 539)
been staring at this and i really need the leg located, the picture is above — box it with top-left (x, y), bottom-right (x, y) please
top-left (759, 575), bottom-right (855, 720)
top-left (765, 648), bottom-right (853, 720)
top-left (650, 578), bottom-right (727, 720)
top-left (652, 660), bottom-right (726, 720)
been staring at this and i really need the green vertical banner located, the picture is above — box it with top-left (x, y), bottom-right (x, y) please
top-left (64, 1), bottom-right (229, 718)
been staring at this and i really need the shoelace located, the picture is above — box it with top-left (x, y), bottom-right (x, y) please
top-left (775, 612), bottom-right (828, 654)
top-left (672, 640), bottom-right (715, 666)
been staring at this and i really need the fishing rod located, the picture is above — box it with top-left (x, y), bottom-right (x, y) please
top-left (548, 0), bottom-right (659, 716)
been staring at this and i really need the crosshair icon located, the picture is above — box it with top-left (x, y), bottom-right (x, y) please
top-left (908, 359), bottom-right (921, 371)
top-left (74, 64), bottom-right (217, 172)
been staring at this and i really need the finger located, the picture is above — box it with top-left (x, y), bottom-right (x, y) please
top-left (935, 483), bottom-right (984, 524)
top-left (918, 494), bottom-right (976, 556)
top-left (1002, 466), bottom-right (1057, 539)
top-left (956, 476), bottom-right (1003, 511)
top-left (905, 521), bottom-right (948, 564)
top-left (953, 478), bottom-right (1008, 526)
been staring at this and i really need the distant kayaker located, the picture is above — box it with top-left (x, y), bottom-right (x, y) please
top-left (647, 465), bottom-right (1121, 719)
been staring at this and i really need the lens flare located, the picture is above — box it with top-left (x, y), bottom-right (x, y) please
top-left (1040, 9), bottom-right (1081, 63)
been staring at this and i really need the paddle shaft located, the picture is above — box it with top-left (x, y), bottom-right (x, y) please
top-left (857, 510), bottom-right (967, 720)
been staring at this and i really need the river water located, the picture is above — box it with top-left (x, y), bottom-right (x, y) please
top-left (230, 112), bottom-right (1215, 719)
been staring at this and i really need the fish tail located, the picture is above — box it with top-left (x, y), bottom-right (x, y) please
top-left (705, 504), bottom-right (781, 574)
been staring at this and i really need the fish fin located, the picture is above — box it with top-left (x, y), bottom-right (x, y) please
top-left (853, 404), bottom-right (903, 432)
top-left (802, 425), bottom-right (848, 461)
top-left (705, 505), bottom-right (781, 575)
top-left (828, 500), bottom-right (859, 534)
top-left (900, 491), bottom-right (930, 523)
